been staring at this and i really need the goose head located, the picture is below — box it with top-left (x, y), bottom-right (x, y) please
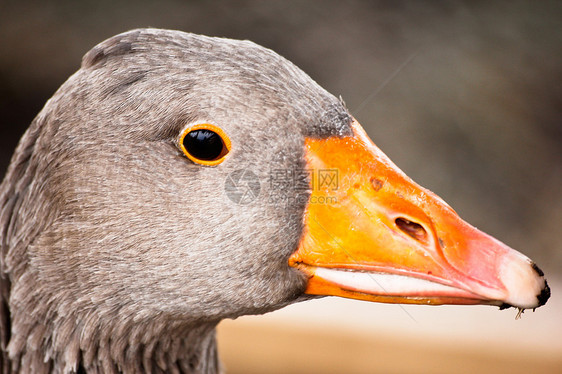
top-left (0, 29), bottom-right (549, 372)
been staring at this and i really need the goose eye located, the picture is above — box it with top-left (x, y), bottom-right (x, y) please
top-left (179, 124), bottom-right (231, 166)
top-left (185, 130), bottom-right (223, 160)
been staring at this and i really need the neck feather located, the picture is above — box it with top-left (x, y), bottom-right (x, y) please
top-left (5, 307), bottom-right (220, 374)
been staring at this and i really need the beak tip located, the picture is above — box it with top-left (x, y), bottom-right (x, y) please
top-left (499, 256), bottom-right (550, 309)
top-left (531, 261), bottom-right (545, 277)
top-left (537, 279), bottom-right (551, 307)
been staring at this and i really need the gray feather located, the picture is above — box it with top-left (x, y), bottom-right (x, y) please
top-left (0, 28), bottom-right (351, 373)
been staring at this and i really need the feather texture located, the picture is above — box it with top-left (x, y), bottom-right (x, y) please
top-left (0, 29), bottom-right (351, 373)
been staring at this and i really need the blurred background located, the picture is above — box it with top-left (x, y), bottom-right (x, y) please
top-left (1, 1), bottom-right (560, 373)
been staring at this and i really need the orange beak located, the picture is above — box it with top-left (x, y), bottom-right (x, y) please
top-left (289, 120), bottom-right (550, 310)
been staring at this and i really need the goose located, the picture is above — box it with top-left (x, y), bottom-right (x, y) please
top-left (0, 28), bottom-right (550, 373)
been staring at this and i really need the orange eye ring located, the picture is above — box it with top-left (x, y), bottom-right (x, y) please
top-left (179, 123), bottom-right (231, 166)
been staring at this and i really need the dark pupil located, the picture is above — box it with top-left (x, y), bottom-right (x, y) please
top-left (184, 129), bottom-right (225, 161)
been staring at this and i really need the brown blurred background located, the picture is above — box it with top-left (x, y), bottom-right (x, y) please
top-left (1, 1), bottom-right (561, 373)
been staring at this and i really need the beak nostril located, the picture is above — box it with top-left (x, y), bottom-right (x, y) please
top-left (395, 217), bottom-right (428, 242)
